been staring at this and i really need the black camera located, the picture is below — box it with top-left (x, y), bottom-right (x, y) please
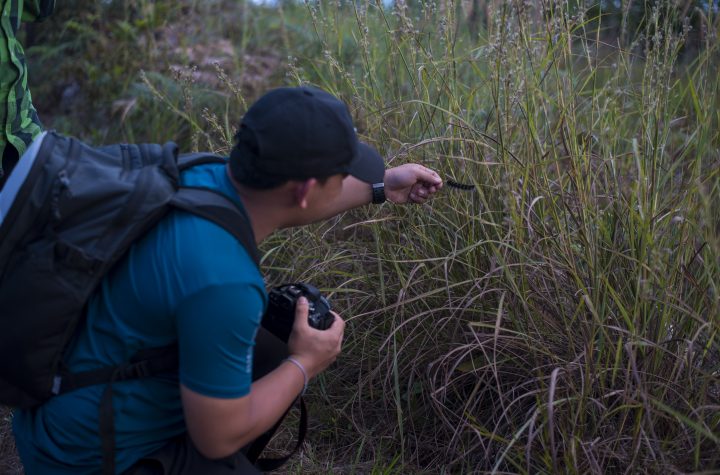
top-left (261, 283), bottom-right (334, 343)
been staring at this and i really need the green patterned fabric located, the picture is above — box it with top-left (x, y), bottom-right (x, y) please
top-left (0, 0), bottom-right (54, 178)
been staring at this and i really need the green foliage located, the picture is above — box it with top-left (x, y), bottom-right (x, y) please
top-left (24, 0), bottom-right (285, 147)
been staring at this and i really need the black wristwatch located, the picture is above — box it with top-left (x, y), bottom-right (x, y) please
top-left (371, 183), bottom-right (386, 204)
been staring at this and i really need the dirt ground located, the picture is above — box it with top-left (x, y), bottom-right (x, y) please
top-left (0, 407), bottom-right (21, 475)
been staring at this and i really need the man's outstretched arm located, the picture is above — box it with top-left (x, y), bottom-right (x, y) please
top-left (323, 163), bottom-right (444, 217)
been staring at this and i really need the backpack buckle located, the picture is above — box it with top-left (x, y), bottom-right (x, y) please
top-left (51, 375), bottom-right (62, 395)
top-left (117, 361), bottom-right (152, 381)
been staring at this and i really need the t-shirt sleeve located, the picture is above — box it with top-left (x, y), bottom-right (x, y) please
top-left (176, 283), bottom-right (265, 398)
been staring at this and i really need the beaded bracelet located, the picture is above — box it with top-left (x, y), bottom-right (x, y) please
top-left (285, 357), bottom-right (308, 396)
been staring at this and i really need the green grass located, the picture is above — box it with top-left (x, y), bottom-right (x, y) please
top-left (5, 0), bottom-right (719, 473)
top-left (263, 2), bottom-right (720, 471)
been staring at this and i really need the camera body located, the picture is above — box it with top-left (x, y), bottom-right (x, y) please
top-left (262, 283), bottom-right (334, 343)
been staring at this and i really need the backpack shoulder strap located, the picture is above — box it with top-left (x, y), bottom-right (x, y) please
top-left (169, 186), bottom-right (260, 269)
top-left (177, 152), bottom-right (227, 171)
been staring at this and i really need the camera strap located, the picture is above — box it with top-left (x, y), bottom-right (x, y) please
top-left (246, 396), bottom-right (308, 471)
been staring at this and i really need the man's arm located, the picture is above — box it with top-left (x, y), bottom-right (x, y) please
top-left (181, 358), bottom-right (306, 458)
top-left (320, 164), bottom-right (444, 218)
top-left (182, 297), bottom-right (345, 459)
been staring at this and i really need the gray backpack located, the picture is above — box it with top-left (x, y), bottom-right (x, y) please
top-left (0, 131), bottom-right (262, 472)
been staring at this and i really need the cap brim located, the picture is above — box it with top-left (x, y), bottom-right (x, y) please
top-left (348, 142), bottom-right (385, 184)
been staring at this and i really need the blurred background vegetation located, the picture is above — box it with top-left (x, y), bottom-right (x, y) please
top-left (0, 0), bottom-right (718, 473)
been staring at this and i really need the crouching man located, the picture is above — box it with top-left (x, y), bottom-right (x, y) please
top-left (12, 86), bottom-right (443, 474)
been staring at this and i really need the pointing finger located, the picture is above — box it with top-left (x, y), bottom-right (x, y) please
top-left (412, 164), bottom-right (442, 186)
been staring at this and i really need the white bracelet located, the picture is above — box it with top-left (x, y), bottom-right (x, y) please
top-left (285, 357), bottom-right (308, 396)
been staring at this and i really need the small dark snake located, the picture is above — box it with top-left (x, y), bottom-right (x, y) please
top-left (445, 179), bottom-right (475, 191)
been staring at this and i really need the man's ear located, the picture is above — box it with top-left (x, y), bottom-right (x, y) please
top-left (294, 178), bottom-right (316, 209)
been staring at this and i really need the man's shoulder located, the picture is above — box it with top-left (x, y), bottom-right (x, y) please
top-left (118, 163), bottom-right (262, 302)
top-left (158, 209), bottom-right (260, 282)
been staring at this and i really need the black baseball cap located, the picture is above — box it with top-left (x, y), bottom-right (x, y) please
top-left (229, 86), bottom-right (385, 188)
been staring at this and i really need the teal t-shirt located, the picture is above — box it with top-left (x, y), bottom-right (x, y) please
top-left (12, 162), bottom-right (266, 474)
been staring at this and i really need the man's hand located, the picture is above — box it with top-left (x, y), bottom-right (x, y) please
top-left (182, 297), bottom-right (345, 460)
top-left (384, 164), bottom-right (443, 204)
top-left (288, 297), bottom-right (344, 379)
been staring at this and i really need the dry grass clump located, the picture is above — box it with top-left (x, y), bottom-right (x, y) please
top-left (260, 1), bottom-right (720, 472)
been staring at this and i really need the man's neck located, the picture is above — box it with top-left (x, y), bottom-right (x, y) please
top-left (225, 165), bottom-right (283, 244)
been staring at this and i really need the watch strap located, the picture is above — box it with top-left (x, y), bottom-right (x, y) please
top-left (371, 183), bottom-right (386, 204)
